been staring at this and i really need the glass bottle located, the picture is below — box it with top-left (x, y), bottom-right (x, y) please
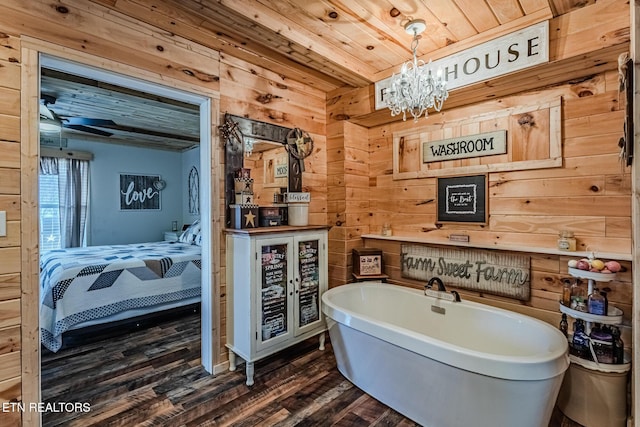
top-left (612, 326), bottom-right (624, 364)
top-left (561, 279), bottom-right (571, 306)
top-left (588, 287), bottom-right (606, 315)
top-left (559, 313), bottom-right (568, 337)
top-left (572, 319), bottom-right (589, 359)
top-left (590, 326), bottom-right (613, 364)
top-left (570, 279), bottom-right (584, 308)
top-left (599, 290), bottom-right (609, 315)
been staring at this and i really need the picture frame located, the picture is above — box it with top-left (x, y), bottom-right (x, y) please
top-left (119, 173), bottom-right (162, 210)
top-left (436, 174), bottom-right (488, 225)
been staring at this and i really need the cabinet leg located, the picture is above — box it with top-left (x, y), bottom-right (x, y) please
top-left (245, 362), bottom-right (255, 386)
top-left (228, 350), bottom-right (236, 371)
top-left (319, 332), bottom-right (325, 351)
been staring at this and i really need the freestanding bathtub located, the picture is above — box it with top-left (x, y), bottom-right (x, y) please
top-left (322, 281), bottom-right (569, 427)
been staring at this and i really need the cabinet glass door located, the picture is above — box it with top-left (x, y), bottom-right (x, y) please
top-left (256, 237), bottom-right (292, 351)
top-left (294, 236), bottom-right (324, 336)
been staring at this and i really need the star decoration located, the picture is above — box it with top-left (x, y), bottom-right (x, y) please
top-left (244, 210), bottom-right (256, 227)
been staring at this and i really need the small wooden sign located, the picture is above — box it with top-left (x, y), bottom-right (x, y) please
top-left (274, 163), bottom-right (288, 178)
top-left (352, 248), bottom-right (383, 276)
top-left (437, 174), bottom-right (487, 224)
top-left (285, 192), bottom-right (311, 203)
top-left (401, 244), bottom-right (531, 300)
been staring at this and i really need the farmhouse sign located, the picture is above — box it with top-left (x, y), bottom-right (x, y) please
top-left (424, 130), bottom-right (506, 163)
top-left (375, 21), bottom-right (549, 110)
top-left (401, 245), bottom-right (531, 300)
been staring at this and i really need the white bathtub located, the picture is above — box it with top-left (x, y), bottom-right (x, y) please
top-left (322, 281), bottom-right (569, 427)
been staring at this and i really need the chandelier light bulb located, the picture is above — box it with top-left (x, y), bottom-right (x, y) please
top-left (387, 19), bottom-right (449, 122)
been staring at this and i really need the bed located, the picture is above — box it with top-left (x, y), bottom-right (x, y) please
top-left (40, 222), bottom-right (203, 352)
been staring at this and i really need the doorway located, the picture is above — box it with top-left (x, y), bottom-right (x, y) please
top-left (23, 48), bottom-right (221, 420)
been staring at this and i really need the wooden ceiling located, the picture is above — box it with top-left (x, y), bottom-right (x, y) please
top-left (40, 0), bottom-right (598, 150)
top-left (40, 68), bottom-right (200, 151)
top-left (92, 0), bottom-right (594, 90)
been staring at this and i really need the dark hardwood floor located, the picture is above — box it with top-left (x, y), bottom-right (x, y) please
top-left (41, 313), bottom-right (582, 426)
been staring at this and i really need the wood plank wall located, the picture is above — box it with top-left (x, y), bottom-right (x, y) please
top-left (218, 52), bottom-right (328, 361)
top-left (326, 0), bottom-right (631, 290)
top-left (0, 31), bottom-right (22, 427)
top-left (326, 120), bottom-right (370, 285)
top-left (0, 2), bottom-right (326, 426)
top-left (368, 73), bottom-right (630, 253)
top-left (350, 71), bottom-right (634, 334)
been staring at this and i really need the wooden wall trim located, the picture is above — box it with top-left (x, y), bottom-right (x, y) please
top-left (20, 46), bottom-right (40, 427)
top-left (631, 0), bottom-right (639, 424)
top-left (391, 98), bottom-right (562, 179)
top-left (18, 30), bottom-right (223, 427)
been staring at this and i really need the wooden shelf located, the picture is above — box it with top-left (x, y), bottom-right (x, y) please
top-left (361, 234), bottom-right (633, 261)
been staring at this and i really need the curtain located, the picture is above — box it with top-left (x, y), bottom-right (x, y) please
top-left (39, 156), bottom-right (90, 248)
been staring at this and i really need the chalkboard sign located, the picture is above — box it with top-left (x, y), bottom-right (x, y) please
top-left (436, 174), bottom-right (488, 224)
top-left (297, 239), bottom-right (320, 327)
top-left (260, 244), bottom-right (288, 341)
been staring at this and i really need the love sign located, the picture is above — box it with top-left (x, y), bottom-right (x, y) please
top-left (119, 174), bottom-right (161, 210)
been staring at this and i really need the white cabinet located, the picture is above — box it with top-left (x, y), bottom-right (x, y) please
top-left (226, 226), bottom-right (328, 385)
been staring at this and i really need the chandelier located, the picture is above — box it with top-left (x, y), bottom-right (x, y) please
top-left (387, 19), bottom-right (448, 122)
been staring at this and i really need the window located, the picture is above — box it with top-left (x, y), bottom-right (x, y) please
top-left (39, 156), bottom-right (90, 249)
top-left (39, 174), bottom-right (61, 250)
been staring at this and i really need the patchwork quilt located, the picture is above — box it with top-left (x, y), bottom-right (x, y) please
top-left (40, 241), bottom-right (202, 352)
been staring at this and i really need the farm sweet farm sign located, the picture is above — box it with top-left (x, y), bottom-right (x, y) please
top-left (401, 245), bottom-right (531, 300)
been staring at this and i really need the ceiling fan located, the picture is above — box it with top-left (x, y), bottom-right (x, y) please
top-left (39, 94), bottom-right (114, 137)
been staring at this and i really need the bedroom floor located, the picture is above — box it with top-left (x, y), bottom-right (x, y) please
top-left (41, 313), bottom-right (582, 427)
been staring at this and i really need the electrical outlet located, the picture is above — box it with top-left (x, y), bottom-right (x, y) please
top-left (0, 211), bottom-right (5, 237)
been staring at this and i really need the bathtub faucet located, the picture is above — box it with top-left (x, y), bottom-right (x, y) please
top-left (426, 277), bottom-right (446, 292)
top-left (424, 277), bottom-right (462, 302)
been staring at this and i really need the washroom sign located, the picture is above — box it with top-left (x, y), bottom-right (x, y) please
top-left (401, 245), bottom-right (531, 300)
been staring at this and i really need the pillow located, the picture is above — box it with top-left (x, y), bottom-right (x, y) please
top-left (178, 220), bottom-right (201, 245)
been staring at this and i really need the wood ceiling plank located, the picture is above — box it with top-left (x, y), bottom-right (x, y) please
top-left (518, 0), bottom-right (553, 15)
top-left (175, 0), bottom-right (371, 87)
top-left (335, 0), bottom-right (442, 52)
top-left (360, 0), bottom-right (462, 52)
top-left (486, 0), bottom-right (525, 24)
top-left (104, 0), bottom-right (348, 90)
top-left (275, 0), bottom-right (407, 68)
top-left (549, 0), bottom-right (597, 15)
top-left (551, 0), bottom-right (624, 39)
top-left (220, 0), bottom-right (379, 81)
top-left (414, 0), bottom-right (479, 42)
top-left (40, 75), bottom-right (200, 137)
top-left (452, 0), bottom-right (500, 32)
top-left (1, 0), bottom-right (220, 89)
